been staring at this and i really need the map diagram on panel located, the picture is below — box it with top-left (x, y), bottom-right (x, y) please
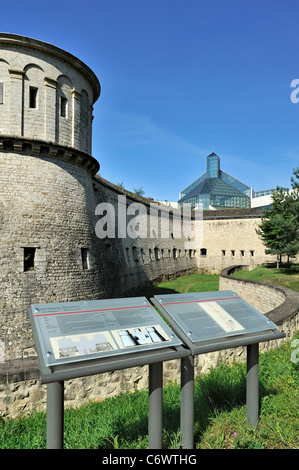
top-left (28, 297), bottom-right (182, 367)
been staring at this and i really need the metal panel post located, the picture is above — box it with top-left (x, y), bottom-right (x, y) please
top-left (47, 381), bottom-right (64, 449)
top-left (180, 355), bottom-right (194, 449)
top-left (148, 362), bottom-right (163, 449)
top-left (246, 343), bottom-right (259, 429)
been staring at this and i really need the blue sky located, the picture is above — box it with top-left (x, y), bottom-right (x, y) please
top-left (2, 0), bottom-right (299, 201)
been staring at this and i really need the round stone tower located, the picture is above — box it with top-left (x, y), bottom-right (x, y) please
top-left (0, 34), bottom-right (102, 359)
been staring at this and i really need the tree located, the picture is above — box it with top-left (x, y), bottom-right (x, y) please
top-left (256, 166), bottom-right (299, 267)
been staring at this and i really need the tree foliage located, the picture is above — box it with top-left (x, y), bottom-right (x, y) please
top-left (256, 166), bottom-right (299, 265)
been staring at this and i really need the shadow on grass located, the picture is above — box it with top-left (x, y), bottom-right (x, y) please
top-left (263, 262), bottom-right (299, 275)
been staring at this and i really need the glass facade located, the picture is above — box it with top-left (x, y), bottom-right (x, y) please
top-left (178, 152), bottom-right (251, 210)
top-left (180, 172), bottom-right (207, 199)
top-left (207, 153), bottom-right (220, 178)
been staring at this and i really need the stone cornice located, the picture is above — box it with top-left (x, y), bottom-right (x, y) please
top-left (0, 135), bottom-right (100, 175)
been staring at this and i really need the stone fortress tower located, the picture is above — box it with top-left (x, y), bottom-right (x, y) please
top-left (0, 33), bottom-right (272, 365)
top-left (0, 34), bottom-right (200, 362)
top-left (0, 34), bottom-right (103, 359)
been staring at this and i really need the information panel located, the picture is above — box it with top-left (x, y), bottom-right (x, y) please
top-left (153, 290), bottom-right (278, 344)
top-left (28, 297), bottom-right (182, 367)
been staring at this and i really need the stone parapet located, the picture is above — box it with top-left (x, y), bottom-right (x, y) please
top-left (219, 264), bottom-right (299, 336)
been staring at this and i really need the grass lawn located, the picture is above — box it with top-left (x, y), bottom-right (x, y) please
top-left (142, 272), bottom-right (219, 298)
top-left (232, 263), bottom-right (299, 293)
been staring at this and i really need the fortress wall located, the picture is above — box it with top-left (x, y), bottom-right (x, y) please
top-left (198, 215), bottom-right (276, 273)
top-left (92, 177), bottom-right (200, 298)
top-left (219, 265), bottom-right (286, 314)
top-left (0, 151), bottom-right (200, 361)
top-left (0, 151), bottom-right (104, 360)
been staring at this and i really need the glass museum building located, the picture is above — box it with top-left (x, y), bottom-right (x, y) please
top-left (178, 152), bottom-right (251, 210)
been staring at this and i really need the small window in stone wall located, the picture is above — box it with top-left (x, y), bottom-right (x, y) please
top-left (24, 247), bottom-right (36, 271)
top-left (200, 248), bottom-right (207, 256)
top-left (29, 87), bottom-right (38, 108)
top-left (0, 82), bottom-right (3, 104)
top-left (132, 246), bottom-right (139, 263)
top-left (61, 96), bottom-right (67, 117)
top-left (81, 248), bottom-right (89, 270)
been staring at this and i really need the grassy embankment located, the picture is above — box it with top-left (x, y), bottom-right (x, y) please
top-left (231, 263), bottom-right (299, 293)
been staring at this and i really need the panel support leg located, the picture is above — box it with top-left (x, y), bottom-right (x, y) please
top-left (148, 362), bottom-right (163, 449)
top-left (47, 381), bottom-right (64, 449)
top-left (180, 355), bottom-right (194, 449)
top-left (246, 343), bottom-right (259, 429)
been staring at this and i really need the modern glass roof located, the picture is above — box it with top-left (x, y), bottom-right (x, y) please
top-left (178, 152), bottom-right (251, 210)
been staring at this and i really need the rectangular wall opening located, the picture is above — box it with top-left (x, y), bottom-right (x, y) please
top-left (132, 246), bottom-right (139, 263)
top-left (81, 248), bottom-right (89, 270)
top-left (29, 87), bottom-right (38, 108)
top-left (60, 96), bottom-right (67, 117)
top-left (24, 247), bottom-right (36, 271)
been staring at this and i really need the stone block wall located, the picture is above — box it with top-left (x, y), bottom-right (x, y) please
top-left (198, 213), bottom-right (277, 273)
top-left (0, 148), bottom-right (103, 359)
top-left (219, 265), bottom-right (299, 338)
top-left (219, 265), bottom-right (286, 313)
top-left (92, 177), bottom-right (200, 298)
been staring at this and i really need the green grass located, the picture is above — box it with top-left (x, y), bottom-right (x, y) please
top-left (0, 333), bottom-right (298, 449)
top-left (143, 272), bottom-right (219, 298)
top-left (232, 263), bottom-right (299, 293)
